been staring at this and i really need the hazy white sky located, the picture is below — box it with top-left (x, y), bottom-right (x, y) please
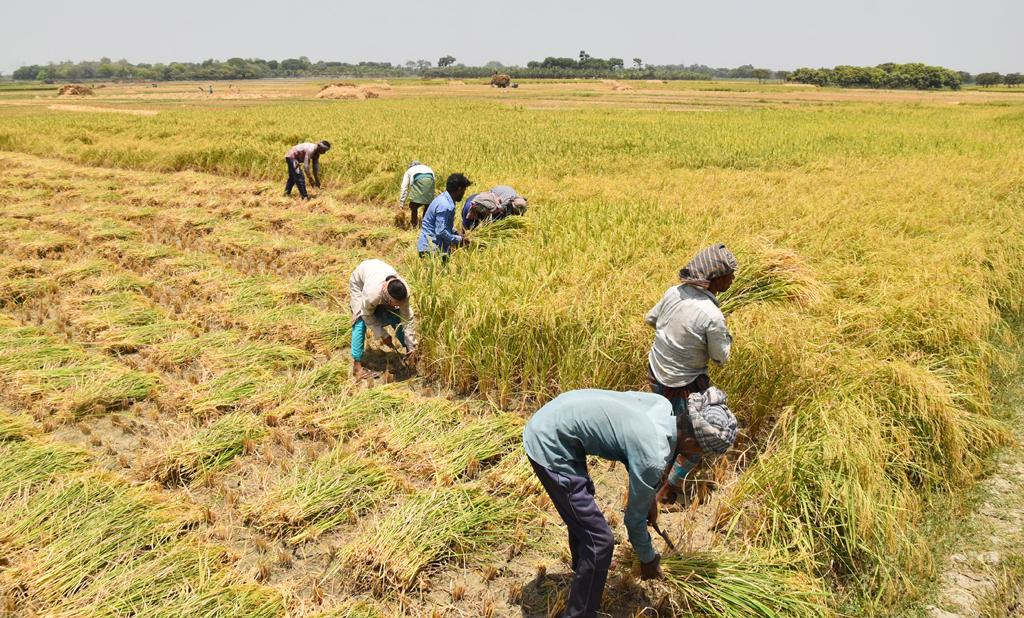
top-left (1, 0), bottom-right (1021, 75)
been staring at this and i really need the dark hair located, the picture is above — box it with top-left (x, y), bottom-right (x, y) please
top-left (386, 278), bottom-right (408, 301)
top-left (446, 173), bottom-right (472, 193)
top-left (318, 140), bottom-right (331, 150)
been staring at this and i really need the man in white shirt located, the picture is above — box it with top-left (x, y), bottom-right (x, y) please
top-left (349, 259), bottom-right (418, 378)
top-left (398, 161), bottom-right (435, 229)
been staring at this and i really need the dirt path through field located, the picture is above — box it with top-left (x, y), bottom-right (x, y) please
top-left (925, 380), bottom-right (1024, 617)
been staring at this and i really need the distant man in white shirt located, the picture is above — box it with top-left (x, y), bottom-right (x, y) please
top-left (349, 259), bottom-right (418, 379)
top-left (645, 243), bottom-right (737, 415)
top-left (399, 161), bottom-right (435, 229)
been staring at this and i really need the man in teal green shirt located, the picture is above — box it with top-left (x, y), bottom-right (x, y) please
top-left (523, 388), bottom-right (737, 618)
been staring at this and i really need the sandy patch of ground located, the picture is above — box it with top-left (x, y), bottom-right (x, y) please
top-left (48, 104), bottom-right (158, 116)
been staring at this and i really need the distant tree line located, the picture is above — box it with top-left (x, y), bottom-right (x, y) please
top-left (788, 63), bottom-right (964, 90)
top-left (11, 55), bottom-right (1019, 91)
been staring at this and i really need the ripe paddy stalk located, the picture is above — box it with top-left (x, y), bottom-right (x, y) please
top-left (152, 412), bottom-right (267, 484)
top-left (429, 412), bottom-right (525, 483)
top-left (306, 385), bottom-right (410, 437)
top-left (335, 486), bottom-right (521, 590)
top-left (658, 552), bottom-right (829, 618)
top-left (244, 448), bottom-right (401, 545)
top-left (0, 411), bottom-right (35, 441)
top-left (0, 440), bottom-right (90, 500)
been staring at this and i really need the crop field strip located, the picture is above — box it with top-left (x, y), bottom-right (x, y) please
top-left (0, 153), bottom-right (588, 616)
top-left (2, 85), bottom-right (1024, 616)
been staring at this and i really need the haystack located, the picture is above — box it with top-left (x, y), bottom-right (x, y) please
top-left (57, 84), bottom-right (94, 97)
top-left (319, 82), bottom-right (356, 91)
top-left (490, 74), bottom-right (511, 88)
top-left (316, 85), bottom-right (380, 100)
top-left (603, 80), bottom-right (634, 92)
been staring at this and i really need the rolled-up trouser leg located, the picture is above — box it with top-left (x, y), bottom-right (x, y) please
top-left (529, 457), bottom-right (613, 618)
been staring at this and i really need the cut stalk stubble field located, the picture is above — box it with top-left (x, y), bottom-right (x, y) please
top-left (0, 82), bottom-right (1023, 616)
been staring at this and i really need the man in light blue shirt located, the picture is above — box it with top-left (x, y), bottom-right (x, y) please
top-left (417, 173), bottom-right (472, 257)
top-left (523, 388), bottom-right (737, 618)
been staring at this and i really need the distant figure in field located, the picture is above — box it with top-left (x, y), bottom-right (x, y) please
top-left (349, 259), bottom-right (418, 379)
top-left (645, 243), bottom-right (737, 415)
top-left (284, 140), bottom-right (331, 200)
top-left (399, 160), bottom-right (436, 229)
top-left (522, 388), bottom-right (737, 617)
top-left (417, 173), bottom-right (472, 258)
top-left (461, 184), bottom-right (528, 231)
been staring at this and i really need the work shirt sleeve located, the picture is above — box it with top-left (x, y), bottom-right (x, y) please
top-left (644, 294), bottom-right (665, 329)
top-left (623, 465), bottom-right (661, 564)
top-left (434, 209), bottom-right (462, 245)
top-left (706, 315), bottom-right (732, 365)
top-left (399, 169), bottom-right (412, 203)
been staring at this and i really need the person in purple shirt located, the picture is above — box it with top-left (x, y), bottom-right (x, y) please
top-left (284, 140), bottom-right (331, 200)
top-left (417, 173), bottom-right (472, 258)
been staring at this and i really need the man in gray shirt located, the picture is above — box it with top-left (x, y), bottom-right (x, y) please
top-left (522, 389), bottom-right (737, 618)
top-left (646, 243), bottom-right (737, 415)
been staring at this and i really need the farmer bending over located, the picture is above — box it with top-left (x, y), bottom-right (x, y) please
top-left (399, 160), bottom-right (435, 229)
top-left (646, 243), bottom-right (737, 415)
top-left (522, 389), bottom-right (737, 618)
top-left (349, 259), bottom-right (417, 379)
top-left (417, 173), bottom-right (472, 259)
top-left (284, 140), bottom-right (331, 200)
top-left (461, 185), bottom-right (528, 231)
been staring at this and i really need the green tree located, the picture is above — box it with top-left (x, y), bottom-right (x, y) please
top-left (632, 58), bottom-right (643, 69)
top-left (775, 70), bottom-right (791, 82)
top-left (751, 68), bottom-right (772, 83)
top-left (1005, 73), bottom-right (1023, 87)
top-left (976, 72), bottom-right (1003, 86)
top-left (438, 55), bottom-right (456, 68)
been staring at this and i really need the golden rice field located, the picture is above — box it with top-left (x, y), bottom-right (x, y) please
top-left (1, 79), bottom-right (1023, 616)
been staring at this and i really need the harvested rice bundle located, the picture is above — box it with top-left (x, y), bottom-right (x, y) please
top-left (375, 398), bottom-right (463, 453)
top-left (429, 412), bottom-right (524, 483)
top-left (64, 370), bottom-right (158, 416)
top-left (485, 449), bottom-right (542, 497)
top-left (244, 448), bottom-right (402, 545)
top-left (186, 367), bottom-right (270, 416)
top-left (467, 216), bottom-right (533, 248)
top-left (147, 331), bottom-right (241, 368)
top-left (658, 552), bottom-right (829, 618)
top-left (0, 411), bottom-right (35, 441)
top-left (151, 413), bottom-right (267, 484)
top-left (0, 471), bottom-right (203, 609)
top-left (310, 599), bottom-right (390, 617)
top-left (50, 541), bottom-right (284, 617)
top-left (0, 440), bottom-right (90, 500)
top-left (336, 487), bottom-right (520, 590)
top-left (66, 291), bottom-right (187, 352)
top-left (306, 385), bottom-right (410, 437)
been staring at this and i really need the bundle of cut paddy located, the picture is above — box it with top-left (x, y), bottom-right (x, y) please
top-left (317, 85), bottom-right (381, 100)
top-left (0, 440), bottom-right (90, 500)
top-left (467, 216), bottom-right (533, 248)
top-left (244, 448), bottom-right (401, 545)
top-left (306, 385), bottom-right (410, 437)
top-left (429, 412), bottom-right (524, 483)
top-left (658, 551), bottom-right (829, 618)
top-left (335, 487), bottom-right (520, 590)
top-left (0, 411), bottom-right (35, 442)
top-left (151, 412), bottom-right (267, 484)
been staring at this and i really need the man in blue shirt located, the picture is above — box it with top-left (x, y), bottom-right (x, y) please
top-left (523, 388), bottom-right (737, 618)
top-left (417, 173), bottom-right (472, 258)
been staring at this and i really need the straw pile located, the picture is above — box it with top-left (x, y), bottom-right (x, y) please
top-left (317, 84), bottom-right (382, 100)
top-left (57, 84), bottom-right (94, 97)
